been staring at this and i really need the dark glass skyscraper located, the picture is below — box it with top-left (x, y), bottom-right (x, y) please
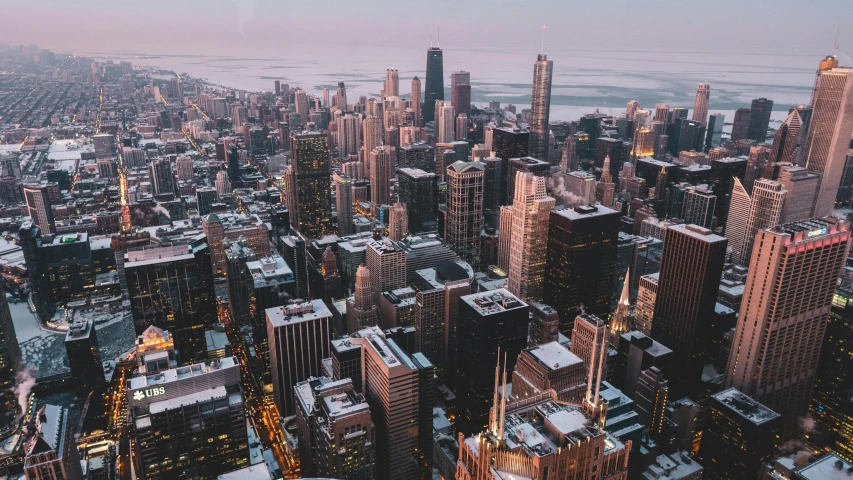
top-left (423, 46), bottom-right (444, 124)
top-left (747, 97), bottom-right (774, 143)
top-left (397, 167), bottom-right (439, 233)
top-left (285, 131), bottom-right (332, 239)
top-left (529, 54), bottom-right (553, 162)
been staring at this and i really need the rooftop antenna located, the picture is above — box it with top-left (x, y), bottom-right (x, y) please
top-left (437, 23), bottom-right (440, 48)
top-left (430, 27), bottom-right (433, 49)
top-left (834, 26), bottom-right (840, 55)
top-left (540, 26), bottom-right (546, 54)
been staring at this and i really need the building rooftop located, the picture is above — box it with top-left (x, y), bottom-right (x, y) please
top-left (367, 239), bottom-right (404, 255)
top-left (553, 204), bottom-right (618, 220)
top-left (641, 451), bottom-right (703, 480)
top-left (794, 454), bottom-right (853, 480)
top-left (266, 300), bottom-right (332, 327)
top-left (398, 167), bottom-right (436, 178)
top-left (246, 254), bottom-right (293, 287)
top-left (148, 385), bottom-right (238, 414)
top-left (528, 342), bottom-right (583, 370)
top-left (460, 288), bottom-right (527, 316)
top-left (217, 465), bottom-right (273, 480)
top-left (670, 223), bottom-right (727, 243)
top-left (127, 356), bottom-right (238, 390)
top-left (713, 388), bottom-right (780, 426)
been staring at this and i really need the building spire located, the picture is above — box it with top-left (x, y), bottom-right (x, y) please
top-left (498, 351), bottom-right (508, 439)
top-left (489, 347), bottom-right (501, 435)
top-left (540, 25), bottom-right (546, 55)
top-left (437, 22), bottom-right (440, 48)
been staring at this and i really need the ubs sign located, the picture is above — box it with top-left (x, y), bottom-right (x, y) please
top-left (132, 387), bottom-right (165, 401)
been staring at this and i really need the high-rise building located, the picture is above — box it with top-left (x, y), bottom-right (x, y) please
top-left (544, 205), bottom-right (619, 333)
top-left (748, 97), bottom-right (774, 143)
top-left (336, 113), bottom-right (361, 157)
top-left (128, 356), bottom-right (248, 479)
top-left (369, 146), bottom-right (394, 218)
top-left (731, 108), bottom-right (752, 142)
top-left (528, 302), bottom-right (560, 346)
top-left (336, 81), bottom-right (348, 110)
top-left (705, 113), bottom-right (725, 150)
top-left (23, 405), bottom-right (84, 480)
top-left (505, 156), bottom-right (550, 202)
top-left (634, 367), bottom-right (669, 435)
top-left (215, 169), bottom-right (232, 196)
top-left (384, 68), bottom-right (399, 98)
top-left (725, 177), bottom-right (752, 258)
top-left (286, 131), bottom-right (332, 238)
top-left (424, 46), bottom-right (444, 124)
top-left (651, 224), bottom-right (727, 398)
top-left (635, 273), bottom-right (658, 335)
top-left (736, 178), bottom-right (787, 265)
top-left (346, 265), bottom-right (379, 333)
top-left (24, 184), bottom-right (55, 234)
top-left (445, 161), bottom-right (484, 269)
top-left (267, 300), bottom-right (333, 417)
top-left (195, 186), bottom-right (218, 216)
top-left (455, 289), bottom-right (530, 435)
top-left (388, 202), bottom-right (408, 241)
top-left (681, 185), bottom-right (717, 229)
top-left (450, 71), bottom-right (471, 117)
top-left (362, 115), bottom-right (383, 165)
top-left (125, 242), bottom-right (216, 365)
top-left (434, 100), bottom-right (455, 144)
top-left (397, 168), bottom-right (438, 233)
top-left (529, 54), bottom-right (554, 162)
top-left (778, 164), bottom-right (820, 223)
top-left (692, 82), bottom-right (710, 123)
top-left (725, 218), bottom-right (850, 436)
top-left (410, 76), bottom-right (422, 127)
top-left (64, 319), bottom-right (106, 396)
top-left (149, 157), bottom-right (175, 197)
top-left (0, 291), bottom-right (20, 423)
top-left (803, 68), bottom-right (853, 217)
top-left (175, 154), bottom-right (193, 182)
top-left (697, 388), bottom-right (781, 480)
top-left (506, 172), bottom-right (555, 302)
top-left (334, 172), bottom-right (354, 236)
top-left (570, 314), bottom-right (609, 393)
top-left (294, 376), bottom-right (375, 479)
top-left (511, 341), bottom-right (586, 403)
top-left (366, 240), bottom-right (406, 305)
top-left (769, 109), bottom-right (803, 165)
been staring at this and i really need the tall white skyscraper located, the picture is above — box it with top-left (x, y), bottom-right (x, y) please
top-left (802, 68), bottom-right (853, 217)
top-left (692, 82), bottom-right (710, 123)
top-left (215, 169), bottom-right (232, 196)
top-left (336, 113), bottom-right (361, 157)
top-left (294, 89), bottom-right (310, 124)
top-left (725, 178), bottom-right (752, 263)
top-left (176, 155), bottom-right (193, 182)
top-left (737, 179), bottom-right (787, 265)
top-left (384, 68), bottom-right (399, 98)
top-left (334, 172), bottom-right (354, 236)
top-left (362, 115), bottom-right (383, 171)
top-left (506, 172), bottom-right (555, 302)
top-left (434, 100), bottom-right (455, 144)
top-left (369, 146), bottom-right (394, 218)
top-left (626, 100), bottom-right (641, 120)
top-left (529, 54), bottom-right (553, 161)
top-left (388, 202), bottom-right (408, 241)
top-left (411, 76), bottom-right (421, 127)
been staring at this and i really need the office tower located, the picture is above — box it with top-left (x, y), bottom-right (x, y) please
top-left (634, 273), bottom-right (658, 335)
top-left (613, 330), bottom-right (672, 397)
top-left (195, 186), bottom-right (218, 216)
top-left (450, 70), bottom-right (471, 117)
top-left (397, 168), bottom-right (438, 233)
top-left (506, 156), bottom-right (550, 201)
top-left (544, 205), bottom-right (619, 333)
top-left (23, 405), bottom-right (84, 480)
top-left (294, 88), bottom-right (310, 124)
top-left (455, 386), bottom-right (630, 480)
top-left (737, 178), bottom-right (787, 265)
top-left (202, 213), bottom-right (269, 277)
top-left (388, 202), bottom-right (408, 241)
top-left (748, 97), bottom-right (774, 142)
top-left (803, 68), bottom-right (853, 216)
top-left (562, 170), bottom-right (597, 206)
top-left (725, 177), bottom-right (751, 254)
top-left (336, 81), bottom-right (348, 110)
top-left (397, 141), bottom-right (434, 171)
top-left (769, 109), bottom-right (803, 165)
top-left (128, 356), bottom-right (248, 479)
top-left (512, 341), bottom-right (586, 403)
top-left (39, 232), bottom-right (94, 302)
top-left (362, 115), bottom-right (382, 166)
top-left (434, 100), bottom-right (455, 143)
top-left (225, 240), bottom-right (258, 328)
top-left (0, 291), bottom-right (20, 426)
top-left (527, 302), bottom-right (560, 346)
top-left (670, 118), bottom-right (707, 155)
top-left (478, 156), bottom-right (503, 227)
top-left (424, 46), bottom-right (444, 123)
top-left (294, 377), bottom-right (375, 479)
top-left (692, 82), bottom-right (710, 123)
top-left (506, 172), bottom-right (555, 302)
top-left (626, 99), bottom-right (641, 120)
top-left (64, 319), bottom-right (105, 396)
top-left (149, 157), bottom-right (176, 197)
top-left (336, 113), bottom-right (361, 157)
top-left (333, 172), bottom-right (354, 236)
top-left (651, 224), bottom-right (727, 398)
top-left (411, 76), bottom-right (421, 126)
top-left (529, 54), bottom-right (554, 162)
top-left (369, 146), bottom-right (393, 218)
top-left (681, 185), bottom-right (716, 229)
top-left (635, 367), bottom-right (669, 434)
top-left (366, 240), bottom-right (406, 305)
top-left (697, 388), bottom-right (781, 480)
top-left (24, 184), bottom-right (55, 234)
top-left (731, 108), bottom-right (751, 141)
top-left (274, 79), bottom-right (281, 94)
top-left (445, 161), bottom-right (484, 269)
top-left (18, 221), bottom-right (53, 321)
top-left (725, 218), bottom-right (850, 436)
top-left (384, 67), bottom-right (399, 98)
top-left (215, 169), bottom-right (232, 196)
top-left (455, 289), bottom-right (530, 435)
top-left (285, 131), bottom-right (332, 238)
top-left (570, 314), bottom-right (609, 391)
top-left (812, 277), bottom-right (853, 461)
top-left (705, 113), bottom-right (725, 150)
top-left (267, 300), bottom-right (333, 416)
top-left (347, 265), bottom-right (379, 333)
top-left (175, 154), bottom-right (193, 182)
top-left (810, 54), bottom-right (840, 106)
top-left (126, 242), bottom-right (216, 364)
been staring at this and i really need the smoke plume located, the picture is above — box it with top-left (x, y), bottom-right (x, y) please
top-left (14, 369), bottom-right (36, 415)
top-left (546, 173), bottom-right (586, 207)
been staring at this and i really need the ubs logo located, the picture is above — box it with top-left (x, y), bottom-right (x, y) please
top-left (132, 387), bottom-right (166, 401)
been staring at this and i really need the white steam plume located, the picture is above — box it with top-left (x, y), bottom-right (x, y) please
top-left (14, 369), bottom-right (36, 415)
top-left (546, 173), bottom-right (586, 207)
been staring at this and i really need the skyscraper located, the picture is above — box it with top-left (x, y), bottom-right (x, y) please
top-left (725, 218), bottom-right (850, 436)
top-left (506, 172), bottom-right (555, 302)
top-left (410, 76), bottom-right (421, 127)
top-left (384, 67), bottom-right (399, 98)
top-left (149, 157), bottom-right (175, 197)
top-left (705, 113), bottom-right (725, 150)
top-left (455, 289), bottom-right (530, 435)
top-left (397, 167), bottom-right (438, 233)
top-left (125, 242), bottom-right (217, 364)
top-left (23, 405), bottom-right (84, 480)
top-left (346, 265), bottom-right (379, 332)
top-left (286, 131), bottom-right (332, 238)
top-left (690, 82), bottom-right (710, 124)
top-left (725, 177), bottom-right (752, 259)
top-left (64, 319), bottom-right (106, 396)
top-left (369, 146), bottom-right (394, 218)
top-left (544, 205), bottom-right (620, 333)
top-left (736, 178), bottom-right (787, 265)
top-left (336, 113), bottom-right (361, 157)
top-left (267, 300), bottom-right (333, 416)
top-left (445, 161), bottom-right (484, 269)
top-left (450, 71), bottom-right (471, 117)
top-left (731, 108), bottom-right (751, 141)
top-left (24, 184), bottom-right (55, 234)
top-left (802, 68), bottom-right (853, 217)
top-left (335, 81), bottom-right (347, 111)
top-left (529, 54), bottom-right (553, 162)
top-left (365, 240), bottom-right (406, 305)
top-left (747, 97), bottom-right (774, 143)
top-left (362, 115), bottom-right (383, 166)
top-left (388, 202), bottom-right (408, 241)
top-left (769, 109), bottom-right (803, 165)
top-left (651, 224), bottom-right (727, 398)
top-left (0, 291), bottom-right (20, 423)
top-left (423, 46), bottom-right (444, 124)
top-left (334, 172), bottom-right (354, 236)
top-left (434, 100), bottom-right (455, 143)
top-left (778, 164), bottom-right (820, 223)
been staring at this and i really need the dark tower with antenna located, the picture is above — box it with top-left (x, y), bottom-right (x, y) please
top-left (423, 26), bottom-right (444, 124)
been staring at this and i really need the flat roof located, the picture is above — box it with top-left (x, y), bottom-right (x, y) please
top-left (713, 388), bottom-right (780, 426)
top-left (528, 342), bottom-right (583, 370)
top-left (266, 300), bottom-right (332, 327)
top-left (552, 204), bottom-right (618, 221)
top-left (460, 288), bottom-right (527, 316)
top-left (149, 385), bottom-right (229, 414)
top-left (795, 454), bottom-right (853, 480)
